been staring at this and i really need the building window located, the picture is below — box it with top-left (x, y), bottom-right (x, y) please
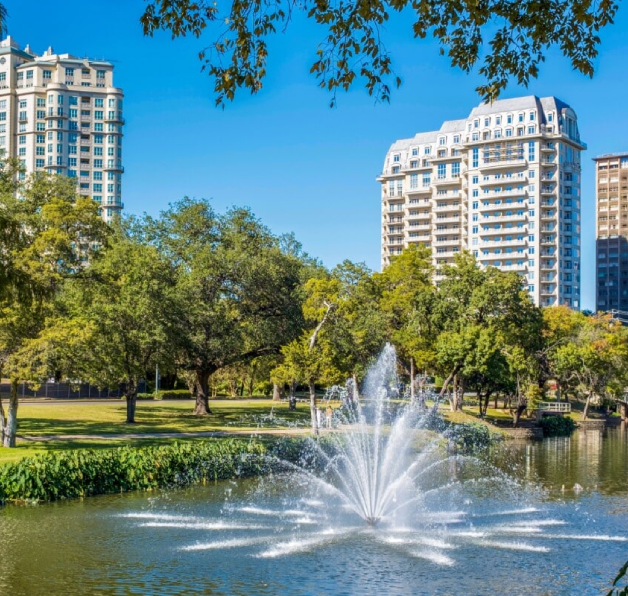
top-left (472, 148), bottom-right (479, 168)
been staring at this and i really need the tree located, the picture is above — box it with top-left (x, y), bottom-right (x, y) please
top-left (140, 0), bottom-right (619, 106)
top-left (0, 170), bottom-right (108, 446)
top-left (145, 199), bottom-right (306, 416)
top-left (434, 252), bottom-right (538, 412)
top-left (324, 261), bottom-right (387, 395)
top-left (551, 314), bottom-right (628, 420)
top-left (376, 245), bottom-right (436, 398)
top-left (60, 225), bottom-right (178, 424)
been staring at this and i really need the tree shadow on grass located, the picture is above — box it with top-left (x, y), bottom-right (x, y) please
top-left (16, 403), bottom-right (310, 437)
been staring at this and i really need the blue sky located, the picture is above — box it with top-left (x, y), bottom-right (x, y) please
top-left (7, 0), bottom-right (628, 310)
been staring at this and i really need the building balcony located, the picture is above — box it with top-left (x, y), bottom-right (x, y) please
top-left (479, 177), bottom-right (527, 188)
top-left (540, 211), bottom-right (555, 220)
top-left (430, 153), bottom-right (464, 163)
top-left (479, 158), bottom-right (527, 171)
top-left (480, 238), bottom-right (527, 247)
top-left (540, 187), bottom-right (556, 195)
top-left (479, 201), bottom-right (524, 213)
top-left (432, 176), bottom-right (461, 186)
top-left (403, 162), bottom-right (431, 172)
top-left (406, 186), bottom-right (432, 195)
top-left (433, 239), bottom-right (461, 247)
top-left (104, 115), bottom-right (125, 125)
top-left (433, 250), bottom-right (459, 258)
top-left (480, 252), bottom-right (523, 261)
top-left (433, 204), bottom-right (461, 212)
top-left (103, 164), bottom-right (124, 173)
top-left (434, 216), bottom-right (461, 225)
top-left (481, 213), bottom-right (527, 222)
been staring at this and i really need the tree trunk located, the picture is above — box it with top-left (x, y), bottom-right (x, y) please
top-left (494, 394), bottom-right (498, 410)
top-left (125, 380), bottom-right (138, 424)
top-left (2, 380), bottom-right (19, 448)
top-left (440, 364), bottom-right (462, 398)
top-left (483, 392), bottom-right (492, 417)
top-left (582, 391), bottom-right (593, 421)
top-left (512, 404), bottom-right (526, 428)
top-left (289, 380), bottom-right (297, 410)
top-left (194, 370), bottom-right (212, 415)
top-left (309, 379), bottom-right (319, 436)
top-left (272, 383), bottom-right (281, 402)
top-left (449, 376), bottom-right (459, 412)
top-left (410, 357), bottom-right (415, 400)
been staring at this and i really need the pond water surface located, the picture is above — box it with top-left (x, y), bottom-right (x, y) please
top-left (0, 427), bottom-right (626, 596)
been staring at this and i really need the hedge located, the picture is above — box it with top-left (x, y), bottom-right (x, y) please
top-left (133, 389), bottom-right (193, 401)
top-left (539, 415), bottom-right (577, 437)
top-left (0, 439), bottom-right (268, 503)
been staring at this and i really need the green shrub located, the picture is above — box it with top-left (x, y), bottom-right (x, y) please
top-left (157, 389), bottom-right (192, 400)
top-left (130, 390), bottom-right (192, 401)
top-left (0, 439), bottom-right (267, 504)
top-left (539, 415), bottom-right (576, 437)
top-left (447, 422), bottom-right (502, 453)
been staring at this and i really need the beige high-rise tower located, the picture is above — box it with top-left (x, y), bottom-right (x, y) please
top-left (0, 36), bottom-right (124, 221)
top-left (378, 96), bottom-right (584, 308)
top-left (594, 152), bottom-right (628, 313)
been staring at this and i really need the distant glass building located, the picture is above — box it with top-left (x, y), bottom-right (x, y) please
top-left (0, 36), bottom-right (124, 221)
top-left (594, 152), bottom-right (628, 313)
top-left (379, 95), bottom-right (585, 308)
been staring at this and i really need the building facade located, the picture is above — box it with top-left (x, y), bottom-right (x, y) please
top-left (594, 152), bottom-right (628, 313)
top-left (0, 36), bottom-right (124, 221)
top-left (379, 96), bottom-right (585, 308)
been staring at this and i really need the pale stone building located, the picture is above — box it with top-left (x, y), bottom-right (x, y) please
top-left (379, 95), bottom-right (584, 308)
top-left (0, 36), bottom-right (124, 221)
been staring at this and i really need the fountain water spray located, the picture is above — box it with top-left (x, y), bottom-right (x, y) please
top-left (299, 343), bottom-right (444, 527)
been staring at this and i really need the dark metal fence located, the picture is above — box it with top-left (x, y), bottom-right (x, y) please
top-left (0, 380), bottom-right (147, 400)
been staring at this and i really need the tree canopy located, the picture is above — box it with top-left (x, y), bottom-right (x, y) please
top-left (139, 0), bottom-right (619, 106)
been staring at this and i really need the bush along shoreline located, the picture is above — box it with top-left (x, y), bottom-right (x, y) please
top-left (0, 439), bottom-right (270, 504)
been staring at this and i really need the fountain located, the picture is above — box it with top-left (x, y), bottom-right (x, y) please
top-left (100, 344), bottom-right (628, 589)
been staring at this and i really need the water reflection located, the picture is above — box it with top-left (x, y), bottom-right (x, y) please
top-left (516, 427), bottom-right (628, 496)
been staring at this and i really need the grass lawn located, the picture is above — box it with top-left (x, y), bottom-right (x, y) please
top-left (0, 399), bottom-right (311, 464)
top-left (439, 406), bottom-right (511, 436)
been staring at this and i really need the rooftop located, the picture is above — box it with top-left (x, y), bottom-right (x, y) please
top-left (593, 152), bottom-right (628, 161)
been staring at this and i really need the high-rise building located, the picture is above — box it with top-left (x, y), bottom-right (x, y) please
top-left (379, 96), bottom-right (585, 308)
top-left (0, 36), bottom-right (124, 221)
top-left (593, 152), bottom-right (628, 313)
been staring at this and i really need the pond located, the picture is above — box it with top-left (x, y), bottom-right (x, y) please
top-left (0, 427), bottom-right (626, 596)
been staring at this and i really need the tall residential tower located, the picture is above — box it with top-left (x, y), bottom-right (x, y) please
top-left (0, 36), bottom-right (124, 221)
top-left (379, 96), bottom-right (584, 308)
top-left (594, 152), bottom-right (628, 313)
